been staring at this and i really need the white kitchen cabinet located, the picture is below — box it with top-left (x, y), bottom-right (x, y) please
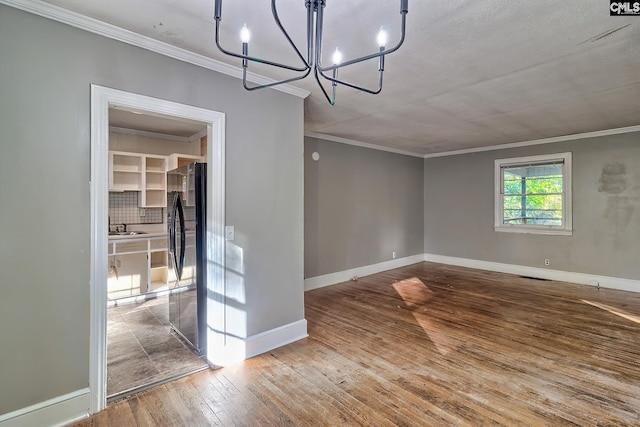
top-left (109, 151), bottom-right (167, 207)
top-left (109, 151), bottom-right (143, 191)
top-left (149, 237), bottom-right (168, 292)
top-left (166, 153), bottom-right (204, 171)
top-left (107, 236), bottom-right (168, 300)
top-left (141, 155), bottom-right (166, 208)
top-left (108, 252), bottom-right (148, 300)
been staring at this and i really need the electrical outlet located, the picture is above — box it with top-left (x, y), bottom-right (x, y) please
top-left (139, 208), bottom-right (145, 217)
top-left (544, 258), bottom-right (550, 266)
top-left (392, 251), bottom-right (396, 259)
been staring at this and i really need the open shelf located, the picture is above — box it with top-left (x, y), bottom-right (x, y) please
top-left (112, 172), bottom-right (142, 191)
top-left (110, 152), bottom-right (143, 191)
top-left (146, 157), bottom-right (166, 173)
top-left (141, 156), bottom-right (167, 207)
top-left (112, 154), bottom-right (142, 172)
top-left (145, 172), bottom-right (165, 189)
top-left (150, 249), bottom-right (168, 285)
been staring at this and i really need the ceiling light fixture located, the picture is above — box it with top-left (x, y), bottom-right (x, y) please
top-left (214, 0), bottom-right (409, 105)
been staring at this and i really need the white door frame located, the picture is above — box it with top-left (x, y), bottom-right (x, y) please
top-left (90, 85), bottom-right (226, 414)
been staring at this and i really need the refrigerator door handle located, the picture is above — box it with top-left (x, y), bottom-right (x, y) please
top-left (170, 193), bottom-right (185, 281)
top-left (177, 197), bottom-right (186, 281)
top-left (169, 197), bottom-right (176, 259)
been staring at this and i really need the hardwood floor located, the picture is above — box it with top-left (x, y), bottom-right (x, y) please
top-left (73, 262), bottom-right (640, 426)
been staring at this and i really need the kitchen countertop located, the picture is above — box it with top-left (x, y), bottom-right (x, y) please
top-left (108, 232), bottom-right (167, 241)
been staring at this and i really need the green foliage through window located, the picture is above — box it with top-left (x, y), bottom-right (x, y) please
top-left (501, 164), bottom-right (563, 226)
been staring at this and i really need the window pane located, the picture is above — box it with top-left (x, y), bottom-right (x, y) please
top-left (503, 209), bottom-right (524, 224)
top-left (503, 193), bottom-right (563, 226)
top-left (525, 194), bottom-right (562, 210)
top-left (525, 176), bottom-right (562, 194)
top-left (503, 172), bottom-right (522, 194)
top-left (503, 196), bottom-right (522, 210)
top-left (525, 209), bottom-right (562, 219)
top-left (504, 179), bottom-right (522, 194)
top-left (503, 168), bottom-right (563, 196)
top-left (496, 154), bottom-right (571, 234)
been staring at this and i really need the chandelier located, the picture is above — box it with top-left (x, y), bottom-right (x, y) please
top-left (213, 0), bottom-right (409, 105)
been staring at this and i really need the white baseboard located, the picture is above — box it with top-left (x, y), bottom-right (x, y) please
top-left (245, 319), bottom-right (308, 359)
top-left (424, 253), bottom-right (640, 293)
top-left (0, 388), bottom-right (90, 427)
top-left (304, 254), bottom-right (426, 291)
top-left (209, 319), bottom-right (308, 366)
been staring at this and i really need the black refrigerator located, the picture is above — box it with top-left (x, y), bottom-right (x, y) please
top-left (166, 162), bottom-right (207, 355)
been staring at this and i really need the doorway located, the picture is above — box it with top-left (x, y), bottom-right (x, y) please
top-left (90, 85), bottom-right (226, 414)
top-left (106, 109), bottom-right (209, 400)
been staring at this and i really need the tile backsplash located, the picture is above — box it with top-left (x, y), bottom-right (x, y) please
top-left (109, 192), bottom-right (163, 225)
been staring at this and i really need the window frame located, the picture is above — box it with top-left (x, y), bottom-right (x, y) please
top-left (494, 152), bottom-right (572, 236)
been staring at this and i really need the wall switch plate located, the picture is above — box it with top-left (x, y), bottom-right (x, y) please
top-left (225, 226), bottom-right (235, 241)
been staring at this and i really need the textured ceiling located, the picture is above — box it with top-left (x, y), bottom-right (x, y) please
top-left (42, 0), bottom-right (640, 154)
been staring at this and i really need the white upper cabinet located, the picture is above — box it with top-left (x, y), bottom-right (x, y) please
top-left (166, 153), bottom-right (204, 171)
top-left (109, 151), bottom-right (167, 207)
top-left (142, 155), bottom-right (167, 208)
top-left (109, 151), bottom-right (143, 191)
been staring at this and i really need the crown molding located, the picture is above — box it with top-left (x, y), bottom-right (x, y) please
top-left (304, 131), bottom-right (424, 158)
top-left (424, 125), bottom-right (640, 158)
top-left (307, 125), bottom-right (640, 159)
top-left (0, 0), bottom-right (311, 99)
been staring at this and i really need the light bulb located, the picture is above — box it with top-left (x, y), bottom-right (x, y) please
top-left (240, 23), bottom-right (251, 43)
top-left (332, 47), bottom-right (343, 65)
top-left (377, 27), bottom-right (387, 47)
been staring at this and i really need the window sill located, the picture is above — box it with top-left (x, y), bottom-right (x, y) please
top-left (494, 226), bottom-right (573, 236)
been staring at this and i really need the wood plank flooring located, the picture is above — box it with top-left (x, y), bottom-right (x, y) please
top-left (73, 262), bottom-right (640, 426)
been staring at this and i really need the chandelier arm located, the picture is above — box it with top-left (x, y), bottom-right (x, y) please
top-left (317, 12), bottom-right (407, 73)
top-left (213, 2), bottom-right (310, 73)
top-left (313, 63), bottom-right (336, 106)
top-left (317, 67), bottom-right (384, 95)
top-left (271, 0), bottom-right (312, 67)
top-left (242, 67), bottom-right (312, 91)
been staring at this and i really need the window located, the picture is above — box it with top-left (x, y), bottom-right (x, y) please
top-left (494, 152), bottom-right (572, 235)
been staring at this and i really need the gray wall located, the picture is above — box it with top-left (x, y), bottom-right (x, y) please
top-left (0, 5), bottom-right (304, 415)
top-left (305, 137), bottom-right (424, 278)
top-left (424, 132), bottom-right (640, 280)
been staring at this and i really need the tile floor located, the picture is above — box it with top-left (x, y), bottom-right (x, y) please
top-left (107, 296), bottom-right (208, 398)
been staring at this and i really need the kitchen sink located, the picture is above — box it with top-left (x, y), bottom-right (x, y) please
top-left (108, 231), bottom-right (148, 236)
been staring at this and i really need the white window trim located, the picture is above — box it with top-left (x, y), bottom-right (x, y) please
top-left (494, 152), bottom-right (572, 236)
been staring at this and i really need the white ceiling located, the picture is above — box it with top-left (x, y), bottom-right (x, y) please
top-left (109, 108), bottom-right (206, 138)
top-left (42, 0), bottom-right (640, 155)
